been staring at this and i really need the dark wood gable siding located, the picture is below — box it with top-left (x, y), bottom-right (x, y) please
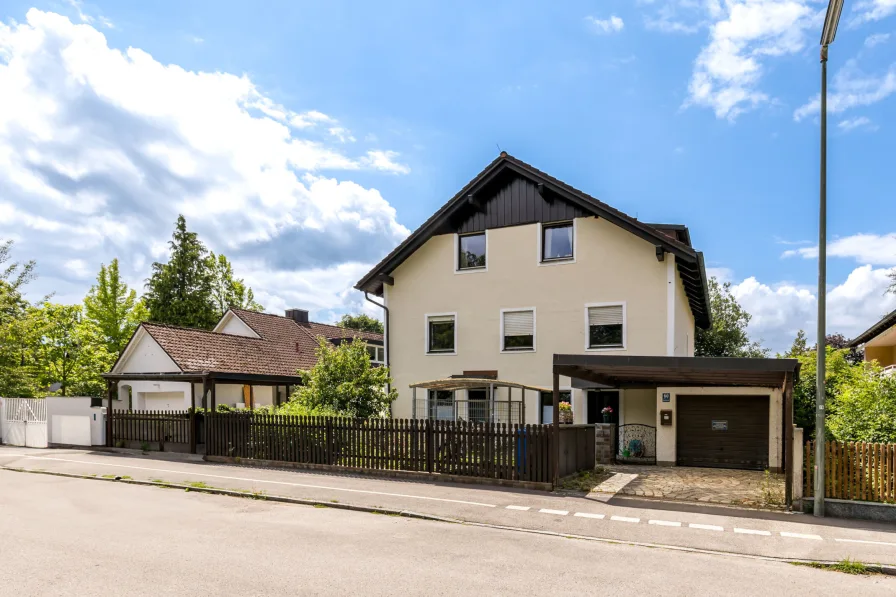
top-left (456, 177), bottom-right (587, 234)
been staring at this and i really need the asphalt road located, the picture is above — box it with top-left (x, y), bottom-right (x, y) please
top-left (1, 472), bottom-right (893, 596)
top-left (2, 447), bottom-right (895, 566)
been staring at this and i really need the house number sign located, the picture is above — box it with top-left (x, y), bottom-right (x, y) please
top-left (711, 420), bottom-right (728, 431)
top-left (662, 393), bottom-right (670, 403)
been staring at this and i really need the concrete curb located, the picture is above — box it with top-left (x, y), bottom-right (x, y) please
top-left (4, 465), bottom-right (895, 575)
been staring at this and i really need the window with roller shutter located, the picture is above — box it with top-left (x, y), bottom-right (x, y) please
top-left (501, 309), bottom-right (535, 351)
top-left (587, 304), bottom-right (625, 349)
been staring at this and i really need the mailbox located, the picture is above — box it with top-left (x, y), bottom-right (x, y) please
top-left (660, 410), bottom-right (673, 426)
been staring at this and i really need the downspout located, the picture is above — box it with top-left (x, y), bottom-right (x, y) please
top-left (364, 291), bottom-right (392, 417)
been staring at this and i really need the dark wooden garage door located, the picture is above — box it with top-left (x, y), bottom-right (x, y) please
top-left (676, 395), bottom-right (769, 470)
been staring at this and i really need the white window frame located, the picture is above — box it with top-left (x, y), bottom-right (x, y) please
top-left (537, 219), bottom-right (577, 266)
top-left (584, 302), bottom-right (627, 351)
top-left (455, 230), bottom-right (488, 274)
top-left (425, 312), bottom-right (458, 356)
top-left (499, 307), bottom-right (536, 353)
top-left (365, 344), bottom-right (385, 365)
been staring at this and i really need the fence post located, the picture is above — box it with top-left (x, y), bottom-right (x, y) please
top-left (189, 409), bottom-right (197, 454)
top-left (326, 417), bottom-right (333, 466)
top-left (426, 418), bottom-right (434, 474)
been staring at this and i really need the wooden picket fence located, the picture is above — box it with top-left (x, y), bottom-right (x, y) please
top-left (804, 440), bottom-right (896, 503)
top-left (204, 413), bottom-right (556, 484)
top-left (111, 410), bottom-right (193, 445)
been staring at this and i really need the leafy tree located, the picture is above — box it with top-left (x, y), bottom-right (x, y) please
top-left (695, 277), bottom-right (768, 358)
top-left (826, 332), bottom-right (864, 365)
top-left (0, 239), bottom-right (38, 396)
top-left (286, 337), bottom-right (395, 418)
top-left (782, 331), bottom-right (859, 439)
top-left (144, 215), bottom-right (218, 329)
top-left (827, 361), bottom-right (896, 443)
top-left (209, 252), bottom-right (263, 317)
top-left (336, 313), bottom-right (384, 334)
top-left (83, 259), bottom-right (148, 355)
top-left (29, 303), bottom-right (114, 397)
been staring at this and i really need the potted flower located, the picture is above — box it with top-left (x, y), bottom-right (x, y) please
top-left (601, 406), bottom-right (614, 423)
top-left (559, 401), bottom-right (573, 424)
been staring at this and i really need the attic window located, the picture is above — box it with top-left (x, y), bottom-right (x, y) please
top-left (458, 233), bottom-right (486, 270)
top-left (542, 222), bottom-right (574, 262)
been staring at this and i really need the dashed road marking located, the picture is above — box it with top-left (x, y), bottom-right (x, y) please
top-left (734, 528), bottom-right (771, 536)
top-left (611, 516), bottom-right (640, 523)
top-left (539, 508), bottom-right (569, 516)
top-left (505, 505), bottom-right (530, 511)
top-left (574, 512), bottom-right (605, 520)
top-left (835, 538), bottom-right (896, 547)
top-left (781, 532), bottom-right (822, 541)
top-left (689, 523), bottom-right (724, 532)
top-left (649, 520), bottom-right (681, 527)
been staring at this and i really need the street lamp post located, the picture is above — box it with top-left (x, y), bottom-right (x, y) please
top-left (815, 0), bottom-right (844, 519)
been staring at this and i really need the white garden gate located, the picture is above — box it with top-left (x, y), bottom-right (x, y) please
top-left (3, 398), bottom-right (48, 448)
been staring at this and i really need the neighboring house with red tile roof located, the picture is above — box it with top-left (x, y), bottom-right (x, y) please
top-left (105, 308), bottom-right (384, 411)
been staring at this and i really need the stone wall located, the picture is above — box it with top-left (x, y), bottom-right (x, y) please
top-left (595, 423), bottom-right (616, 465)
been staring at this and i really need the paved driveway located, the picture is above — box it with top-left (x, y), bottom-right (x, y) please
top-left (601, 465), bottom-right (785, 509)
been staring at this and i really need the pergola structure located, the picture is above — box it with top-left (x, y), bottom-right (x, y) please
top-left (409, 377), bottom-right (551, 424)
top-left (551, 354), bottom-right (800, 507)
top-left (101, 371), bottom-right (302, 447)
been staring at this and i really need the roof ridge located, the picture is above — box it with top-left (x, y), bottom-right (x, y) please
top-left (230, 307), bottom-right (358, 330)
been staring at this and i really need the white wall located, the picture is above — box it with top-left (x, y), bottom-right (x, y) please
top-left (215, 313), bottom-right (260, 338)
top-left (45, 397), bottom-right (106, 446)
top-left (387, 217), bottom-right (690, 423)
top-left (655, 386), bottom-right (784, 471)
top-left (116, 330), bottom-right (180, 374)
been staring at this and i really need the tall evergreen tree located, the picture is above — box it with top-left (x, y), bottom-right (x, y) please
top-left (209, 252), bottom-right (263, 318)
top-left (144, 215), bottom-right (217, 329)
top-left (83, 258), bottom-right (148, 355)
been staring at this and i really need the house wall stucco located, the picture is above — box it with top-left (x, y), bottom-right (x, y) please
top-left (866, 345), bottom-right (896, 368)
top-left (386, 217), bottom-right (690, 423)
top-left (621, 388), bottom-right (656, 427)
top-left (117, 331), bottom-right (179, 374)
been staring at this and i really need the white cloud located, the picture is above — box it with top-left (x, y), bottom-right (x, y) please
top-left (359, 150), bottom-right (411, 175)
top-left (782, 233), bottom-right (896, 265)
top-left (328, 126), bottom-right (356, 143)
top-left (0, 9), bottom-right (411, 321)
top-left (851, 0), bottom-right (896, 26)
top-left (837, 115), bottom-right (878, 132)
top-left (730, 265), bottom-right (896, 352)
top-left (585, 15), bottom-right (625, 34)
top-left (864, 32), bottom-right (891, 47)
top-left (794, 60), bottom-right (896, 121)
top-left (639, 0), bottom-right (713, 34)
top-left (685, 1), bottom-right (821, 121)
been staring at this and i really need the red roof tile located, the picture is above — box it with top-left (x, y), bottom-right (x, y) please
top-left (137, 310), bottom-right (383, 378)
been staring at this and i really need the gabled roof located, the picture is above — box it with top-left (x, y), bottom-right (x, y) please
top-left (849, 308), bottom-right (896, 347)
top-left (355, 153), bottom-right (711, 328)
top-left (111, 309), bottom-right (384, 378)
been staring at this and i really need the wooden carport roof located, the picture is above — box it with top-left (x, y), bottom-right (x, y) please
top-left (409, 378), bottom-right (551, 393)
top-left (553, 354), bottom-right (800, 389)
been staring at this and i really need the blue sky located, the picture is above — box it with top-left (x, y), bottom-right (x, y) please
top-left (1, 0), bottom-right (895, 352)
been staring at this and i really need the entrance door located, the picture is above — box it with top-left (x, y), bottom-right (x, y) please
top-left (676, 395), bottom-right (769, 470)
top-left (587, 391), bottom-right (619, 424)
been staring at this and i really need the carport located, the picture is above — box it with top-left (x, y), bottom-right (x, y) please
top-left (551, 354), bottom-right (800, 508)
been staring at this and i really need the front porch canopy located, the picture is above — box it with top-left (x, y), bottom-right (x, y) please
top-left (551, 354), bottom-right (801, 507)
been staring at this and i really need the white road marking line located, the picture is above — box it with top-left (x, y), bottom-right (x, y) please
top-left (835, 538), bottom-right (896, 547)
top-left (611, 516), bottom-right (640, 523)
top-left (649, 520), bottom-right (681, 527)
top-left (780, 532), bottom-right (822, 541)
top-left (689, 523), bottom-right (724, 532)
top-left (1, 453), bottom-right (497, 507)
top-left (573, 512), bottom-right (605, 520)
top-left (539, 508), bottom-right (569, 516)
top-left (505, 505), bottom-right (530, 511)
top-left (734, 528), bottom-right (771, 536)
